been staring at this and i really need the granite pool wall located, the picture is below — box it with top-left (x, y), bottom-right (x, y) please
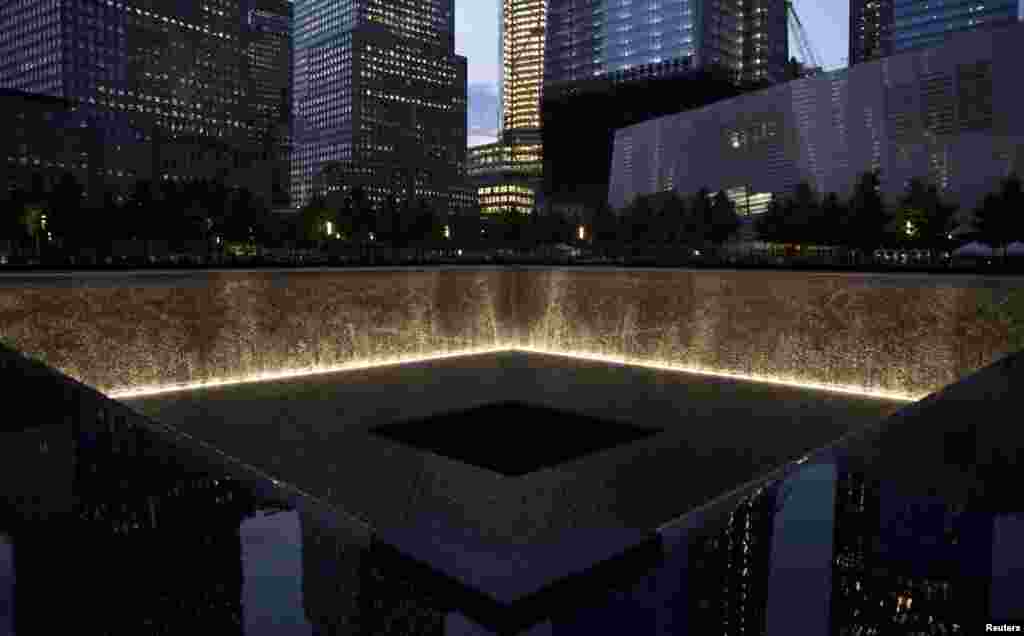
top-left (0, 267), bottom-right (1021, 398)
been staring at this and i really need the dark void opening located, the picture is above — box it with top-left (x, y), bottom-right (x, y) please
top-left (370, 401), bottom-right (662, 477)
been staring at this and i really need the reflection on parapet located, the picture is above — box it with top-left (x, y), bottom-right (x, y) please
top-left (831, 466), bottom-right (995, 633)
top-left (688, 483), bottom-right (777, 635)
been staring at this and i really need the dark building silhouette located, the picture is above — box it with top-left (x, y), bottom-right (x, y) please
top-left (0, 88), bottom-right (105, 210)
top-left (0, 0), bottom-right (293, 207)
top-left (291, 0), bottom-right (467, 217)
top-left (540, 62), bottom-right (752, 216)
top-left (849, 0), bottom-right (894, 66)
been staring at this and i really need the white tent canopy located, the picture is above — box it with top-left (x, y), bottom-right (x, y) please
top-left (953, 241), bottom-right (993, 257)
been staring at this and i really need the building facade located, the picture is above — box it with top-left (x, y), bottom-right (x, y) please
top-left (467, 139), bottom-right (541, 215)
top-left (849, 0), bottom-right (894, 66)
top-left (543, 0), bottom-right (788, 86)
top-left (609, 22), bottom-right (1024, 217)
top-left (465, 0), bottom-right (547, 219)
top-left (543, 62), bottom-right (746, 216)
top-left (0, 88), bottom-right (104, 208)
top-left (291, 0), bottom-right (467, 215)
top-left (0, 0), bottom-right (293, 207)
top-left (892, 0), bottom-right (1019, 55)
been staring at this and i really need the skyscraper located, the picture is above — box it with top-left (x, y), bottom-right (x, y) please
top-left (851, 0), bottom-right (1021, 63)
top-left (849, 0), bottom-right (894, 66)
top-left (465, 0), bottom-right (545, 218)
top-left (892, 0), bottom-right (1019, 54)
top-left (539, 0), bottom-right (786, 216)
top-left (291, 0), bottom-right (467, 213)
top-left (247, 1), bottom-right (293, 207)
top-left (500, 0), bottom-right (546, 136)
top-left (0, 0), bottom-right (293, 205)
top-left (544, 0), bottom-right (788, 86)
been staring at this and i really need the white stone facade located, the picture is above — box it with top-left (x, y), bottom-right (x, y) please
top-left (609, 22), bottom-right (1024, 215)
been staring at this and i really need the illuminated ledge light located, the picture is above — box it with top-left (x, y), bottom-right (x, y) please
top-left (107, 345), bottom-right (922, 402)
top-left (513, 346), bottom-right (921, 403)
top-left (106, 345), bottom-right (514, 399)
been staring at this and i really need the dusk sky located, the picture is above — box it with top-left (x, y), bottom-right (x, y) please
top-left (455, 1), bottom-right (850, 146)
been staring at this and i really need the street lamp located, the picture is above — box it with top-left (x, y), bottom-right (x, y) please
top-left (578, 225), bottom-right (585, 241)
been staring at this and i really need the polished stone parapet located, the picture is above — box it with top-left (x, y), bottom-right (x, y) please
top-left (0, 267), bottom-right (1021, 398)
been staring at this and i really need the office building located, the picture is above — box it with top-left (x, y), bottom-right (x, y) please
top-left (540, 0), bottom-right (786, 217)
top-left (544, 0), bottom-right (788, 86)
top-left (542, 62), bottom-right (745, 216)
top-left (291, 0), bottom-right (467, 216)
top-left (246, 1), bottom-right (294, 208)
top-left (0, 0), bottom-right (293, 207)
top-left (892, 0), bottom-right (1020, 55)
top-left (609, 22), bottom-right (1024, 221)
top-left (0, 88), bottom-right (104, 209)
top-left (851, 0), bottom-right (1021, 65)
top-left (464, 0), bottom-right (546, 219)
top-left (849, 0), bottom-right (894, 66)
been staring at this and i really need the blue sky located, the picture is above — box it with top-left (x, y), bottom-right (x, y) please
top-left (455, 0), bottom-right (849, 146)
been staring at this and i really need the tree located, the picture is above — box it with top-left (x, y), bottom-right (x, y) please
top-left (976, 173), bottom-right (1024, 262)
top-left (660, 190), bottom-right (688, 246)
top-left (891, 178), bottom-right (957, 258)
top-left (591, 200), bottom-right (619, 248)
top-left (450, 209), bottom-right (481, 245)
top-left (846, 170), bottom-right (890, 256)
top-left (299, 193), bottom-right (332, 244)
top-left (785, 182), bottom-right (822, 245)
top-left (625, 194), bottom-right (655, 245)
top-left (820, 192), bottom-right (850, 248)
top-left (126, 179), bottom-right (155, 240)
top-left (756, 195), bottom-right (787, 245)
top-left (47, 172), bottom-right (85, 249)
top-left (349, 185), bottom-right (375, 241)
top-left (685, 187), bottom-right (713, 247)
top-left (708, 189), bottom-right (740, 245)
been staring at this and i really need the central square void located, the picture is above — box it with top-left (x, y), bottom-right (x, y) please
top-left (370, 400), bottom-right (663, 476)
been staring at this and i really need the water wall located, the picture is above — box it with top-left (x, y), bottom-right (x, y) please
top-left (0, 267), bottom-right (1021, 398)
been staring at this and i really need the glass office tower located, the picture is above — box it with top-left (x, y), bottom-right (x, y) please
top-left (544, 0), bottom-right (787, 86)
top-left (291, 0), bottom-right (467, 212)
top-left (0, 0), bottom-right (292, 203)
top-left (892, 0), bottom-right (1019, 54)
top-left (467, 0), bottom-right (546, 219)
top-left (500, 0), bottom-right (546, 135)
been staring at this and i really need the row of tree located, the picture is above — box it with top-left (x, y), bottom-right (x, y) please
top-left (4, 168), bottom-right (1024, 259)
top-left (592, 187), bottom-right (741, 247)
top-left (756, 171), bottom-right (1024, 257)
top-left (605, 171), bottom-right (1024, 258)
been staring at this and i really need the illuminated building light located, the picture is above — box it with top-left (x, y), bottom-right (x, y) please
top-left (108, 345), bottom-right (921, 402)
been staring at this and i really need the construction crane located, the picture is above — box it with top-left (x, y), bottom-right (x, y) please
top-left (786, 1), bottom-right (824, 76)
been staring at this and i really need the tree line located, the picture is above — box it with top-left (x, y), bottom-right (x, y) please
top-left (3, 168), bottom-right (1024, 261)
top-left (604, 170), bottom-right (1024, 259)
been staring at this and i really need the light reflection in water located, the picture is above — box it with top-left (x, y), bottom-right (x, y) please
top-left (109, 346), bottom-right (920, 402)
top-left (0, 532), bottom-right (12, 636)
